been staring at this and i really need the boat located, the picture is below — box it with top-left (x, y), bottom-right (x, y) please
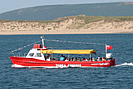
top-left (10, 36), bottom-right (116, 68)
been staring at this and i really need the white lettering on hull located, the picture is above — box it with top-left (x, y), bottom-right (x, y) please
top-left (91, 63), bottom-right (109, 65)
top-left (68, 64), bottom-right (81, 67)
top-left (56, 64), bottom-right (81, 67)
top-left (56, 64), bottom-right (67, 67)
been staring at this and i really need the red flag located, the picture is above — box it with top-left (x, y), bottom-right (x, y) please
top-left (106, 45), bottom-right (113, 50)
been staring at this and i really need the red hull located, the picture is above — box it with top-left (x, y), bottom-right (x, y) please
top-left (10, 56), bottom-right (116, 68)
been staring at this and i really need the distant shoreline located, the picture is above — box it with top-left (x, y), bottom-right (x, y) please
top-left (0, 30), bottom-right (133, 35)
top-left (1, 16), bottom-right (133, 35)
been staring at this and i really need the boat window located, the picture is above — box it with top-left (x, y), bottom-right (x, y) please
top-left (29, 53), bottom-right (34, 57)
top-left (36, 53), bottom-right (42, 57)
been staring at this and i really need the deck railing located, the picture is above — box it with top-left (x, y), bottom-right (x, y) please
top-left (12, 53), bottom-right (27, 57)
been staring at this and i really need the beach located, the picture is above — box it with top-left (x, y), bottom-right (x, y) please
top-left (0, 29), bottom-right (133, 35)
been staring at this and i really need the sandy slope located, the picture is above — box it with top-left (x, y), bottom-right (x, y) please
top-left (0, 19), bottom-right (133, 35)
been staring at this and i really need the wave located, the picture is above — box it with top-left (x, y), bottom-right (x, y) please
top-left (115, 62), bottom-right (133, 67)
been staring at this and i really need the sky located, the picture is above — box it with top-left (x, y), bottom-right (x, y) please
top-left (0, 0), bottom-right (133, 14)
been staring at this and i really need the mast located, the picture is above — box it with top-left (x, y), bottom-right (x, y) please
top-left (41, 36), bottom-right (45, 49)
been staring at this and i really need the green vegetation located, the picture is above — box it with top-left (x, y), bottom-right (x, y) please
top-left (75, 16), bottom-right (106, 23)
top-left (53, 15), bottom-right (133, 24)
top-left (0, 19), bottom-right (11, 23)
top-left (38, 20), bottom-right (52, 23)
top-left (54, 17), bottom-right (69, 22)
top-left (0, 2), bottom-right (133, 21)
top-left (104, 16), bottom-right (133, 22)
top-left (1, 16), bottom-right (133, 24)
top-left (75, 16), bottom-right (133, 23)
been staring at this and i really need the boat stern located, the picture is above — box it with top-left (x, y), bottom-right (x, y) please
top-left (110, 58), bottom-right (116, 66)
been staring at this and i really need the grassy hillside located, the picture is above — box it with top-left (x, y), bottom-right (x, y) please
top-left (0, 2), bottom-right (133, 21)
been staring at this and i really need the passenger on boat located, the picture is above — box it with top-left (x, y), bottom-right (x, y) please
top-left (97, 57), bottom-right (101, 61)
top-left (46, 54), bottom-right (51, 61)
top-left (92, 58), bottom-right (95, 61)
top-left (82, 58), bottom-right (87, 61)
top-left (60, 55), bottom-right (65, 61)
top-left (77, 57), bottom-right (81, 61)
top-left (72, 57), bottom-right (74, 61)
top-left (88, 58), bottom-right (91, 61)
top-left (73, 57), bottom-right (77, 62)
top-left (52, 58), bottom-right (56, 61)
top-left (69, 58), bottom-right (73, 61)
top-left (73, 58), bottom-right (76, 61)
top-left (102, 57), bottom-right (106, 61)
top-left (65, 57), bottom-right (68, 61)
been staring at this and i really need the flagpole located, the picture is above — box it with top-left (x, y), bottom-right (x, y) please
top-left (105, 44), bottom-right (107, 57)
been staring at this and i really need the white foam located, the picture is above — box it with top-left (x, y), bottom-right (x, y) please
top-left (115, 62), bottom-right (133, 67)
top-left (12, 64), bottom-right (25, 68)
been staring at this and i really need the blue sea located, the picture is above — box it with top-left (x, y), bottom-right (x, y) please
top-left (0, 34), bottom-right (133, 89)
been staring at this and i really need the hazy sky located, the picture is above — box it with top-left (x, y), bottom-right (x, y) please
top-left (0, 0), bottom-right (133, 13)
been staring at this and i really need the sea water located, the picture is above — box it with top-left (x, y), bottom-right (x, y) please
top-left (0, 34), bottom-right (133, 89)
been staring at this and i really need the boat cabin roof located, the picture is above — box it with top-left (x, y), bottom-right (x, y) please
top-left (40, 49), bottom-right (96, 55)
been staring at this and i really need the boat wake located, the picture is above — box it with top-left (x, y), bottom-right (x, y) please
top-left (12, 64), bottom-right (25, 68)
top-left (115, 62), bottom-right (133, 67)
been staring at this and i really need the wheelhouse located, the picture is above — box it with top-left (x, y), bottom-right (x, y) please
top-left (26, 45), bottom-right (45, 60)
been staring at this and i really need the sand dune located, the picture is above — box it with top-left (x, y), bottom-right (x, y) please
top-left (0, 18), bottom-right (133, 35)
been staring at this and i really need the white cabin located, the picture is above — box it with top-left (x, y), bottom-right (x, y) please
top-left (26, 44), bottom-right (45, 60)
